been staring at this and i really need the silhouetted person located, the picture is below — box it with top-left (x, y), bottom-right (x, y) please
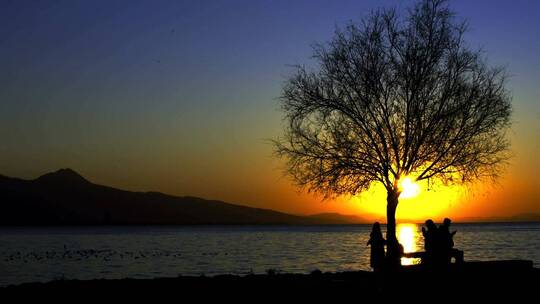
top-left (367, 222), bottom-right (386, 272)
top-left (422, 219), bottom-right (438, 253)
top-left (438, 218), bottom-right (463, 264)
top-left (439, 218), bottom-right (456, 250)
top-left (421, 219), bottom-right (439, 265)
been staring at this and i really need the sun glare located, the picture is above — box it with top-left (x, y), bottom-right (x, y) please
top-left (346, 177), bottom-right (464, 222)
top-left (399, 177), bottom-right (420, 199)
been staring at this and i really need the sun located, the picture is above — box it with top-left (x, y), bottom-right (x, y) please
top-left (399, 177), bottom-right (420, 199)
top-left (346, 174), bottom-right (465, 221)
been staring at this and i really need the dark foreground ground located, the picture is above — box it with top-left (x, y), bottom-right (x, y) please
top-left (1, 260), bottom-right (538, 300)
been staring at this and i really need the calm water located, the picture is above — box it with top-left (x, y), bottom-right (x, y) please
top-left (1, 223), bottom-right (539, 286)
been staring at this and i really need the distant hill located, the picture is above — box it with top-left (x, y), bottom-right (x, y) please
top-left (454, 213), bottom-right (540, 223)
top-left (0, 169), bottom-right (367, 225)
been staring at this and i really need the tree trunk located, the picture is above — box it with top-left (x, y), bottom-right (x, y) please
top-left (386, 187), bottom-right (401, 268)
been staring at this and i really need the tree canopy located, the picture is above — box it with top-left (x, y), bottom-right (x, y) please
top-left (275, 0), bottom-right (512, 200)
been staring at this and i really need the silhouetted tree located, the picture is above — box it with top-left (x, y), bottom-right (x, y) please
top-left (274, 0), bottom-right (511, 260)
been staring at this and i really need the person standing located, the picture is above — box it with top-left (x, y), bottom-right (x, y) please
top-left (367, 222), bottom-right (386, 272)
top-left (422, 219), bottom-right (438, 264)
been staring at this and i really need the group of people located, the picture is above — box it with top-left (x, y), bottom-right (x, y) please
top-left (367, 218), bottom-right (463, 271)
top-left (421, 218), bottom-right (464, 266)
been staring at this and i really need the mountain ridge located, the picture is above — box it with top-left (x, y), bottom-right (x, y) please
top-left (1, 169), bottom-right (537, 225)
top-left (0, 169), bottom-right (368, 225)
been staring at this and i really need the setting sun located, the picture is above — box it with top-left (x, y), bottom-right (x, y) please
top-left (399, 177), bottom-right (420, 199)
top-left (346, 180), bottom-right (465, 222)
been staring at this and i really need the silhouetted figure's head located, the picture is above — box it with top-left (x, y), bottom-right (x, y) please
top-left (443, 218), bottom-right (452, 227)
top-left (425, 219), bottom-right (436, 230)
top-left (371, 222), bottom-right (382, 237)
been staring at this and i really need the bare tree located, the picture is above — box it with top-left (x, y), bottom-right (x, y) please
top-left (274, 0), bottom-right (511, 261)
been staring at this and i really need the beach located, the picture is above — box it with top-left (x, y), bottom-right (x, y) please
top-left (2, 261), bottom-right (537, 299)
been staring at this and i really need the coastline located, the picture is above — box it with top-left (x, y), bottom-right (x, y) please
top-left (2, 261), bottom-right (538, 298)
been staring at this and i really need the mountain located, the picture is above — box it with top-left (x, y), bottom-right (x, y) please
top-left (0, 169), bottom-right (362, 225)
top-left (454, 213), bottom-right (540, 223)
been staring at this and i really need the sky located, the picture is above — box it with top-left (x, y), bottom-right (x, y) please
top-left (0, 0), bottom-right (538, 221)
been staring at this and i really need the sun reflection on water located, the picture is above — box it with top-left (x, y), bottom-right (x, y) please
top-left (397, 223), bottom-right (422, 266)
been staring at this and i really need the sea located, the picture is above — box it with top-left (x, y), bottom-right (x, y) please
top-left (1, 223), bottom-right (539, 286)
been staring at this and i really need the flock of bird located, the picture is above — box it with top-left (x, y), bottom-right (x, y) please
top-left (1, 247), bottom-right (224, 263)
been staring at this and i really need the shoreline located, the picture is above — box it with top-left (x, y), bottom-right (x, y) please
top-left (2, 260), bottom-right (538, 297)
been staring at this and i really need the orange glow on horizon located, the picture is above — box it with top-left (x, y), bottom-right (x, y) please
top-left (345, 180), bottom-right (465, 222)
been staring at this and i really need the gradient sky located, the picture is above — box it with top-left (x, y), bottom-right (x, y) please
top-left (1, 0), bottom-right (538, 221)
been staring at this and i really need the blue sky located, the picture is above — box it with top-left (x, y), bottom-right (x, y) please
top-left (0, 0), bottom-right (538, 217)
